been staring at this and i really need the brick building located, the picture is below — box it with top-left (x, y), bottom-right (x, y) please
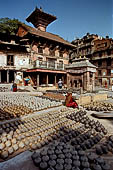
top-left (0, 7), bottom-right (75, 87)
top-left (1, 7), bottom-right (111, 90)
top-left (71, 33), bottom-right (100, 60)
top-left (0, 32), bottom-right (29, 83)
top-left (71, 33), bottom-right (113, 88)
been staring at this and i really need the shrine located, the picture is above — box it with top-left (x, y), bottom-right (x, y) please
top-left (66, 57), bottom-right (96, 92)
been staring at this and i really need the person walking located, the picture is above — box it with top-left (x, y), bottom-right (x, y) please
top-left (58, 79), bottom-right (63, 89)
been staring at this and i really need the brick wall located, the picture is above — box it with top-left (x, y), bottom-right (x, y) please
top-left (78, 93), bottom-right (107, 105)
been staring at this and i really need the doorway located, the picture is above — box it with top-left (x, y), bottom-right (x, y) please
top-left (1, 70), bottom-right (7, 83)
top-left (9, 70), bottom-right (14, 83)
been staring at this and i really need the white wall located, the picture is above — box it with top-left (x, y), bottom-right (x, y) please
top-left (0, 54), bottom-right (30, 69)
top-left (15, 55), bottom-right (29, 68)
top-left (0, 54), bottom-right (7, 66)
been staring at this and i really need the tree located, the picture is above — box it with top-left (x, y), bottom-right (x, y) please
top-left (0, 18), bottom-right (22, 35)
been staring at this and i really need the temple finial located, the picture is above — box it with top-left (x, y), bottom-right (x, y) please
top-left (40, 6), bottom-right (43, 11)
top-left (35, 6), bottom-right (38, 10)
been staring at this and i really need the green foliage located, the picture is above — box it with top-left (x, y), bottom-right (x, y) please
top-left (0, 18), bottom-right (21, 35)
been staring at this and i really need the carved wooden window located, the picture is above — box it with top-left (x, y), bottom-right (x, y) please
top-left (107, 69), bottom-right (111, 76)
top-left (59, 60), bottom-right (63, 64)
top-left (98, 60), bottom-right (102, 67)
top-left (50, 50), bottom-right (55, 56)
top-left (99, 52), bottom-right (102, 57)
top-left (38, 47), bottom-right (43, 54)
top-left (7, 55), bottom-right (14, 66)
top-left (107, 58), bottom-right (111, 66)
top-left (99, 79), bottom-right (102, 85)
top-left (59, 51), bottom-right (63, 57)
top-left (105, 42), bottom-right (107, 47)
top-left (107, 50), bottom-right (111, 56)
top-left (98, 70), bottom-right (101, 76)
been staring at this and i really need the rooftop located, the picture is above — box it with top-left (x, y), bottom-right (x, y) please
top-left (26, 7), bottom-right (57, 30)
top-left (17, 24), bottom-right (75, 47)
top-left (66, 58), bottom-right (97, 69)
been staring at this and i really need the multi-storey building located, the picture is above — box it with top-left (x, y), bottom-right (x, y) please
top-left (71, 33), bottom-right (113, 88)
top-left (0, 7), bottom-right (75, 87)
top-left (0, 32), bottom-right (29, 83)
top-left (91, 37), bottom-right (113, 87)
top-left (71, 33), bottom-right (100, 60)
top-left (2, 7), bottom-right (112, 90)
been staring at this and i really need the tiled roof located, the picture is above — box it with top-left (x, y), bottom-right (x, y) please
top-left (19, 24), bottom-right (75, 47)
top-left (26, 7), bottom-right (57, 23)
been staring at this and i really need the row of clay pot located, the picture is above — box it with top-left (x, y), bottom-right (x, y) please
top-left (0, 107), bottom-right (75, 159)
top-left (32, 141), bottom-right (110, 170)
top-left (0, 105), bottom-right (34, 121)
top-left (0, 93), bottom-right (62, 112)
top-left (83, 101), bottom-right (113, 112)
top-left (66, 110), bottom-right (107, 135)
top-left (0, 105), bottom-right (110, 165)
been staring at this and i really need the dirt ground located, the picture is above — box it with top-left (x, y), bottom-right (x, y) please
top-left (87, 110), bottom-right (113, 135)
top-left (0, 151), bottom-right (38, 170)
top-left (43, 92), bottom-right (66, 101)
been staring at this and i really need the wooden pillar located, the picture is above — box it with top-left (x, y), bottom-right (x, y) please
top-left (86, 71), bottom-right (90, 91)
top-left (14, 72), bottom-right (16, 82)
top-left (81, 75), bottom-right (83, 88)
top-left (55, 74), bottom-right (57, 86)
top-left (37, 74), bottom-right (39, 87)
top-left (72, 77), bottom-right (74, 88)
top-left (21, 72), bottom-right (23, 80)
top-left (67, 73), bottom-right (70, 88)
top-left (62, 75), bottom-right (64, 85)
top-left (7, 70), bottom-right (9, 83)
top-left (46, 74), bottom-right (48, 86)
top-left (92, 72), bottom-right (95, 91)
top-left (0, 71), bottom-right (1, 83)
top-left (80, 74), bottom-right (84, 92)
top-left (47, 62), bottom-right (49, 68)
top-left (63, 64), bottom-right (64, 70)
top-left (55, 62), bottom-right (57, 69)
top-left (83, 72), bottom-right (87, 91)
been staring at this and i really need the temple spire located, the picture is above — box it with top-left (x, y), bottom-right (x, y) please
top-left (26, 7), bottom-right (57, 32)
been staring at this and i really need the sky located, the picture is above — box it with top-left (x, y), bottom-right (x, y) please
top-left (0, 0), bottom-right (112, 42)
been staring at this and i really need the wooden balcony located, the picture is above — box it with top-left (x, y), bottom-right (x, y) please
top-left (30, 60), bottom-right (65, 70)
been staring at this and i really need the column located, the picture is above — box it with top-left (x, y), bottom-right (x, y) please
top-left (36, 60), bottom-right (39, 67)
top-left (21, 72), bottom-right (23, 80)
top-left (62, 75), bottom-right (64, 85)
top-left (72, 77), bottom-right (74, 88)
top-left (92, 72), bottom-right (95, 91)
top-left (21, 72), bottom-right (24, 85)
top-left (63, 63), bottom-right (64, 70)
top-left (46, 74), bottom-right (48, 86)
top-left (0, 71), bottom-right (1, 83)
top-left (7, 70), bottom-right (9, 83)
top-left (14, 72), bottom-right (16, 82)
top-left (55, 61), bottom-right (57, 70)
top-left (47, 62), bottom-right (49, 68)
top-left (37, 74), bottom-right (39, 87)
top-left (67, 73), bottom-right (70, 88)
top-left (81, 75), bottom-right (83, 87)
top-left (83, 72), bottom-right (87, 91)
top-left (86, 72), bottom-right (90, 91)
top-left (55, 74), bottom-right (57, 86)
